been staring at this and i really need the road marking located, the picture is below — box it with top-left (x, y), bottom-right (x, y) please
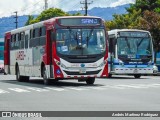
top-left (115, 84), bottom-right (149, 89)
top-left (90, 86), bottom-right (107, 90)
top-left (0, 89), bottom-right (10, 94)
top-left (109, 86), bottom-right (126, 89)
top-left (146, 84), bottom-right (160, 88)
top-left (1, 83), bottom-right (160, 95)
top-left (26, 87), bottom-right (49, 92)
top-left (45, 87), bottom-right (65, 91)
top-left (64, 87), bottom-right (88, 91)
top-left (8, 88), bottom-right (31, 93)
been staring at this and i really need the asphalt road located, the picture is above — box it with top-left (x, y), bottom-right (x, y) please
top-left (0, 74), bottom-right (160, 120)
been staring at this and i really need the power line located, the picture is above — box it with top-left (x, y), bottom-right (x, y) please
top-left (44, 0), bottom-right (48, 10)
top-left (80, 0), bottom-right (93, 16)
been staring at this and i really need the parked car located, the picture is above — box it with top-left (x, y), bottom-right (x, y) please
top-left (0, 60), bottom-right (4, 74)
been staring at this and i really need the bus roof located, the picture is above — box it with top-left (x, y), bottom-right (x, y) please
top-left (6, 16), bottom-right (102, 35)
top-left (108, 29), bottom-right (150, 35)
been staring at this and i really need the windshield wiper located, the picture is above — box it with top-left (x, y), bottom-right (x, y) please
top-left (137, 37), bottom-right (145, 48)
top-left (124, 37), bottom-right (131, 53)
top-left (86, 28), bottom-right (94, 48)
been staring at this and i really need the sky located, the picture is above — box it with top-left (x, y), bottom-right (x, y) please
top-left (0, 0), bottom-right (135, 17)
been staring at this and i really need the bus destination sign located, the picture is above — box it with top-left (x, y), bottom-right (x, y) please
top-left (58, 18), bottom-right (101, 26)
top-left (119, 31), bottom-right (149, 38)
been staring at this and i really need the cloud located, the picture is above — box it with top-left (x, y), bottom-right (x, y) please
top-left (110, 0), bottom-right (135, 7)
top-left (0, 0), bottom-right (135, 17)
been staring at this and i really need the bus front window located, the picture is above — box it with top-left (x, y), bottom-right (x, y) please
top-left (117, 37), bottom-right (152, 56)
top-left (56, 29), bottom-right (106, 55)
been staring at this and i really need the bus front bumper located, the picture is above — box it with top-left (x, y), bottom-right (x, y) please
top-left (113, 68), bottom-right (154, 74)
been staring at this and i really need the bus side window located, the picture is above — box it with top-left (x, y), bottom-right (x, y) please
top-left (39, 27), bottom-right (46, 46)
top-left (30, 30), bottom-right (32, 39)
top-left (25, 35), bottom-right (29, 49)
top-left (35, 28), bottom-right (40, 46)
top-left (11, 34), bottom-right (15, 50)
top-left (15, 33), bottom-right (20, 49)
top-left (42, 26), bottom-right (46, 36)
top-left (20, 32), bottom-right (25, 49)
top-left (29, 30), bottom-right (32, 48)
top-left (30, 29), bottom-right (36, 47)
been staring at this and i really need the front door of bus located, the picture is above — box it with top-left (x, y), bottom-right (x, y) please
top-left (109, 37), bottom-right (116, 72)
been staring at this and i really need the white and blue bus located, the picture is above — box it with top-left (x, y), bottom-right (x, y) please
top-left (108, 29), bottom-right (154, 78)
top-left (156, 52), bottom-right (160, 72)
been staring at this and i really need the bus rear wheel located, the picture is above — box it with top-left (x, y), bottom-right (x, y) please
top-left (86, 77), bottom-right (95, 85)
top-left (134, 74), bottom-right (141, 79)
top-left (42, 67), bottom-right (51, 85)
top-left (16, 66), bottom-right (29, 82)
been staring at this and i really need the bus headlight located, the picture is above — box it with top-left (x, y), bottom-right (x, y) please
top-left (54, 59), bottom-right (60, 66)
top-left (99, 60), bottom-right (107, 67)
top-left (119, 60), bottom-right (124, 66)
top-left (61, 63), bottom-right (67, 69)
top-left (148, 61), bottom-right (152, 66)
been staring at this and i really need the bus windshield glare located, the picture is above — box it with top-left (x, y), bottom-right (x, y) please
top-left (56, 29), bottom-right (106, 55)
top-left (117, 34), bottom-right (152, 56)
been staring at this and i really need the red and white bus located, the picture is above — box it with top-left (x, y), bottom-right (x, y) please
top-left (4, 16), bottom-right (108, 85)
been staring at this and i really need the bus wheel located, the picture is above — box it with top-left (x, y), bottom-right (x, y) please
top-left (23, 76), bottom-right (30, 82)
top-left (86, 77), bottom-right (95, 85)
top-left (42, 67), bottom-right (51, 85)
top-left (108, 74), bottom-right (112, 78)
top-left (134, 74), bottom-right (141, 79)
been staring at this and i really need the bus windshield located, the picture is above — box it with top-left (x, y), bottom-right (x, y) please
top-left (117, 37), bottom-right (152, 56)
top-left (56, 29), bottom-right (106, 55)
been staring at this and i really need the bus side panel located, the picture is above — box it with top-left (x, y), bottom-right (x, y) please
top-left (4, 33), bottom-right (11, 74)
top-left (32, 46), bottom-right (43, 77)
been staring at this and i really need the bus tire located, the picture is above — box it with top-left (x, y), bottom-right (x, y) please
top-left (42, 67), bottom-right (51, 85)
top-left (22, 76), bottom-right (30, 82)
top-left (108, 73), bottom-right (112, 78)
top-left (134, 74), bottom-right (141, 79)
top-left (86, 77), bottom-right (95, 85)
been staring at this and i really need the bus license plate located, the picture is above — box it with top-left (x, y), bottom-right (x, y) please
top-left (79, 69), bottom-right (86, 74)
top-left (134, 69), bottom-right (138, 73)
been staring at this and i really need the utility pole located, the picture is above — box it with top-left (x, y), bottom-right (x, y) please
top-left (44, 0), bottom-right (48, 10)
top-left (14, 11), bottom-right (18, 29)
top-left (80, 0), bottom-right (93, 16)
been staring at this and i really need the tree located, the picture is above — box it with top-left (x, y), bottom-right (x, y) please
top-left (105, 9), bottom-right (141, 30)
top-left (136, 10), bottom-right (160, 61)
top-left (127, 0), bottom-right (160, 13)
top-left (105, 0), bottom-right (160, 62)
top-left (36, 8), bottom-right (70, 22)
top-left (25, 15), bottom-right (34, 26)
top-left (25, 8), bottom-right (82, 25)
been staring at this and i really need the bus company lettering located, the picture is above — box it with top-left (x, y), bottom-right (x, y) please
top-left (81, 18), bottom-right (98, 24)
top-left (16, 51), bottom-right (25, 60)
